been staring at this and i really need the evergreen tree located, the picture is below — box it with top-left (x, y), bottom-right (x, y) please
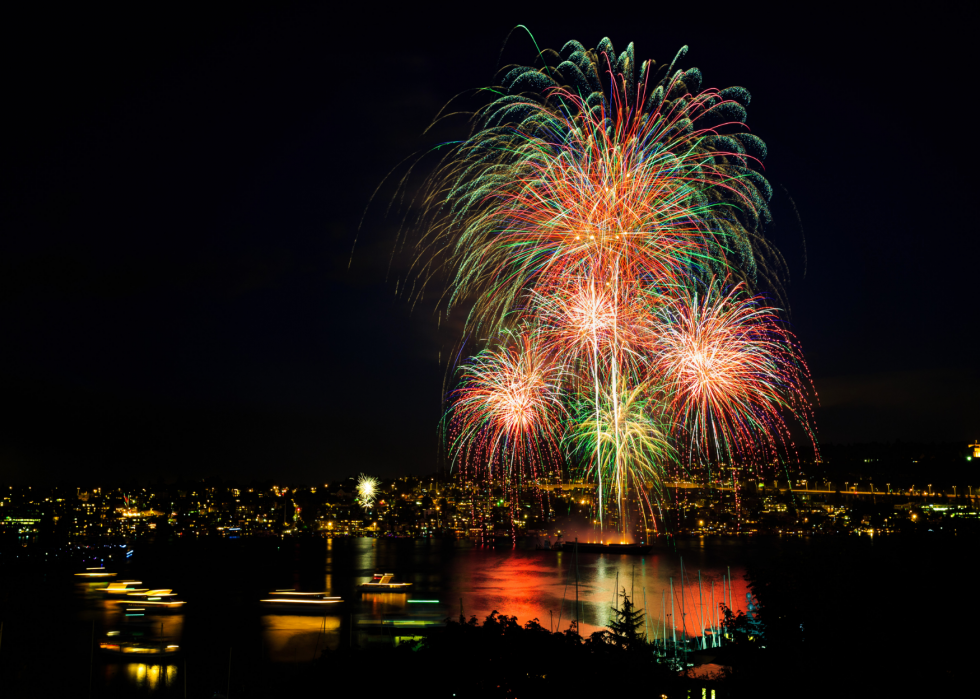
top-left (608, 588), bottom-right (646, 650)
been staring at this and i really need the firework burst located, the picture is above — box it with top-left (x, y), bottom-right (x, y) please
top-left (357, 474), bottom-right (380, 509)
top-left (448, 330), bottom-right (565, 484)
top-left (652, 277), bottom-right (816, 467)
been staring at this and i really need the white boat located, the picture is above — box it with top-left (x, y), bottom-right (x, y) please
top-left (105, 581), bottom-right (149, 596)
top-left (259, 590), bottom-right (342, 613)
top-left (99, 638), bottom-right (180, 657)
top-left (122, 589), bottom-right (186, 611)
top-left (75, 567), bottom-right (117, 578)
top-left (360, 573), bottom-right (412, 590)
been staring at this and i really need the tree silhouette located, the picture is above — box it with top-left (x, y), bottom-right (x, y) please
top-left (607, 588), bottom-right (646, 650)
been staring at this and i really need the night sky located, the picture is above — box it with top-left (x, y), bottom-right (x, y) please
top-left (2, 6), bottom-right (976, 484)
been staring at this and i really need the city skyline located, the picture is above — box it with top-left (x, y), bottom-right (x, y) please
top-left (6, 466), bottom-right (978, 549)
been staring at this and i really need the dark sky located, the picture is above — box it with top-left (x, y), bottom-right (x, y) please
top-left (2, 5), bottom-right (976, 484)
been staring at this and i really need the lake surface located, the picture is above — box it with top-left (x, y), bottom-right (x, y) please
top-left (0, 536), bottom-right (798, 696)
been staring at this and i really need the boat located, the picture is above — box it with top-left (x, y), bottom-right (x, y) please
top-left (105, 581), bottom-right (149, 596)
top-left (121, 589), bottom-right (186, 612)
top-left (99, 638), bottom-right (181, 658)
top-left (360, 573), bottom-right (412, 590)
top-left (74, 567), bottom-right (117, 578)
top-left (259, 590), bottom-right (343, 613)
top-left (354, 610), bottom-right (446, 646)
top-left (559, 541), bottom-right (653, 554)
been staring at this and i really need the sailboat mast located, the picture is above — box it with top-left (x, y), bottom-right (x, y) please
top-left (575, 539), bottom-right (580, 629)
top-left (679, 557), bottom-right (688, 658)
top-left (722, 571), bottom-right (727, 613)
top-left (727, 565), bottom-right (733, 612)
top-left (698, 570), bottom-right (705, 649)
top-left (711, 580), bottom-right (717, 647)
top-left (643, 586), bottom-right (650, 643)
top-left (670, 577), bottom-right (677, 658)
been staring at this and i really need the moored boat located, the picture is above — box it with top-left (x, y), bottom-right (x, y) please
top-left (259, 590), bottom-right (342, 613)
top-left (360, 573), bottom-right (412, 591)
top-left (105, 581), bottom-right (149, 596)
top-left (99, 638), bottom-right (181, 658)
top-left (122, 589), bottom-right (186, 612)
top-left (75, 567), bottom-right (117, 578)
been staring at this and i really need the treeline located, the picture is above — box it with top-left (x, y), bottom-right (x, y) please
top-left (314, 609), bottom-right (695, 698)
top-left (727, 535), bottom-right (970, 697)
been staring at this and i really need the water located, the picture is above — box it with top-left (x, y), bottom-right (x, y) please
top-left (442, 541), bottom-right (753, 636)
top-left (1, 536), bottom-right (767, 696)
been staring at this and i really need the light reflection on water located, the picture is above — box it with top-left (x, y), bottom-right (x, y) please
top-left (442, 542), bottom-right (750, 637)
top-left (300, 538), bottom-right (751, 639)
top-left (83, 537), bottom-right (753, 693)
top-left (104, 662), bottom-right (178, 691)
top-left (360, 591), bottom-right (408, 614)
top-left (99, 601), bottom-right (185, 640)
top-left (261, 614), bottom-right (341, 661)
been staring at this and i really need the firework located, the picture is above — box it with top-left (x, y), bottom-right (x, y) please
top-left (357, 474), bottom-right (380, 509)
top-left (565, 378), bottom-right (674, 530)
top-left (652, 277), bottom-right (816, 467)
top-left (403, 34), bottom-right (817, 536)
top-left (533, 266), bottom-right (655, 383)
top-left (448, 330), bottom-right (565, 484)
top-left (413, 37), bottom-right (784, 341)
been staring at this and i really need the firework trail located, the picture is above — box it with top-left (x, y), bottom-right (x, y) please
top-left (565, 377), bottom-right (674, 532)
top-left (532, 267), bottom-right (658, 527)
top-left (413, 37), bottom-right (785, 340)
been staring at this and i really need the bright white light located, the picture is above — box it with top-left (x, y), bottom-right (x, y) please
top-left (357, 474), bottom-right (379, 509)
